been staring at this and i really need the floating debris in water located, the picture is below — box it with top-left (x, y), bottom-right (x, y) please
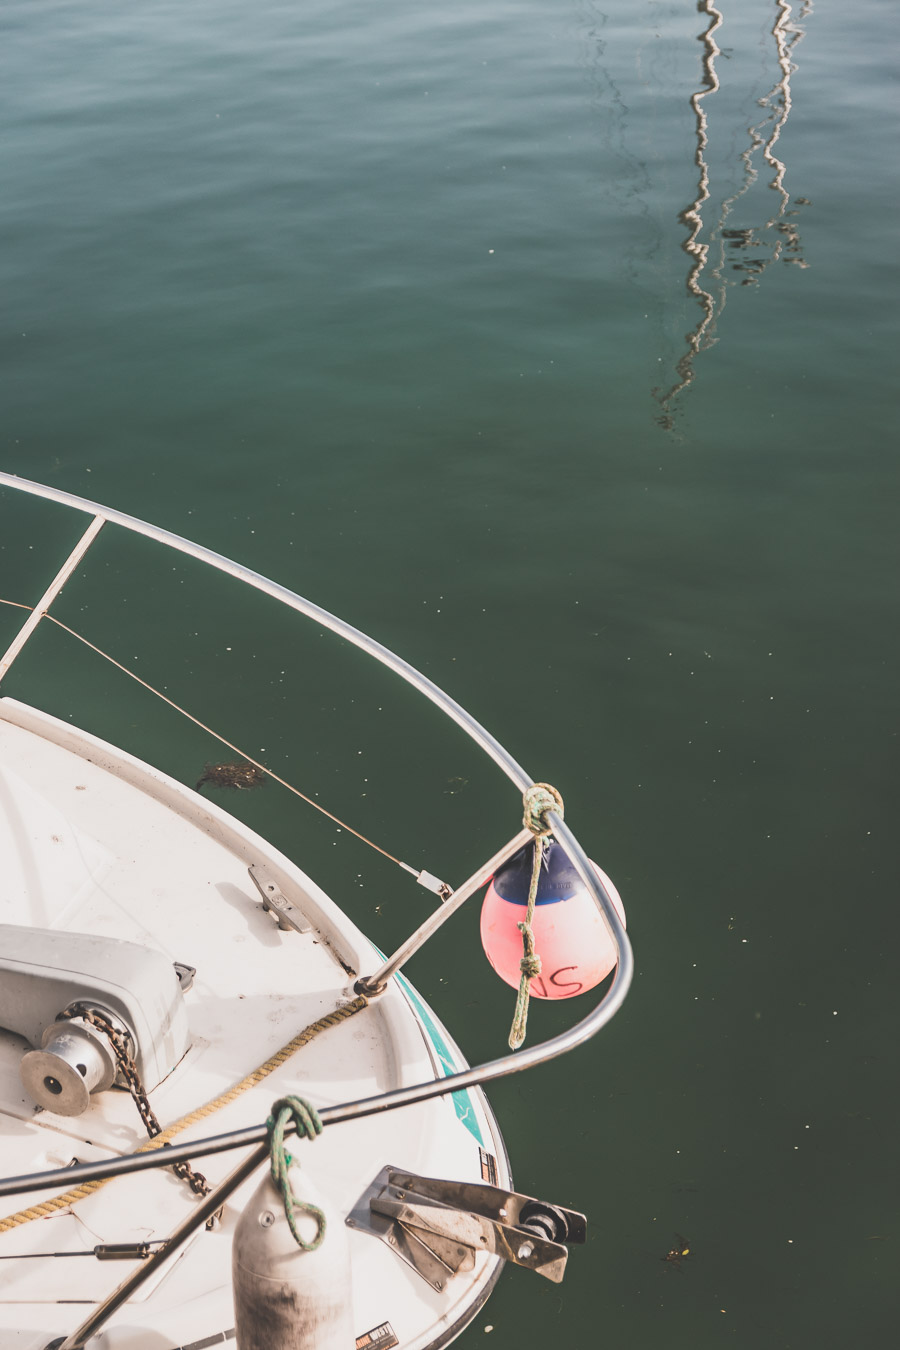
top-left (662, 1236), bottom-right (691, 1271)
top-left (196, 761), bottom-right (266, 791)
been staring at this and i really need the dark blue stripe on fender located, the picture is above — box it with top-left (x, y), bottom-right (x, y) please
top-left (490, 889), bottom-right (571, 907)
top-left (491, 839), bottom-right (582, 905)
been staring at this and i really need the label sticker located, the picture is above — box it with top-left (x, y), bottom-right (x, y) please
top-left (356, 1322), bottom-right (399, 1350)
top-left (479, 1147), bottom-right (498, 1187)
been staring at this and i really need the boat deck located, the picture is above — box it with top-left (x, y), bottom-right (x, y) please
top-left (0, 698), bottom-right (505, 1349)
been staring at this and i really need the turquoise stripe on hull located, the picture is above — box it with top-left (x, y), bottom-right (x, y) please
top-left (393, 970), bottom-right (485, 1147)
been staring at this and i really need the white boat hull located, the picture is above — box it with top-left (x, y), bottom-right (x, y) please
top-left (0, 697), bottom-right (509, 1350)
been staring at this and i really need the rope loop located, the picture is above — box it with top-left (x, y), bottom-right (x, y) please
top-left (523, 782), bottom-right (564, 838)
top-left (266, 1095), bottom-right (326, 1251)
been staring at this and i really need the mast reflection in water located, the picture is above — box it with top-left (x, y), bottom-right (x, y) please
top-left (655, 1), bottom-right (813, 430)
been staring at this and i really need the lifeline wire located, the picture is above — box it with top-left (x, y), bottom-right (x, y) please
top-left (0, 596), bottom-right (418, 877)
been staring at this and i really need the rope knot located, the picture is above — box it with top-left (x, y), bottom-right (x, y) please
top-left (519, 953), bottom-right (542, 980)
top-left (266, 1095), bottom-right (326, 1250)
top-left (523, 782), bottom-right (564, 838)
top-left (517, 921), bottom-right (542, 979)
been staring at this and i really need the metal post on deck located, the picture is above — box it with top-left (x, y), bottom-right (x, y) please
top-left (355, 827), bottom-right (533, 995)
top-left (0, 514), bottom-right (105, 683)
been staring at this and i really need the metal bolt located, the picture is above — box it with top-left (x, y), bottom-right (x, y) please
top-left (517, 1241), bottom-right (534, 1261)
top-left (259, 1211), bottom-right (275, 1228)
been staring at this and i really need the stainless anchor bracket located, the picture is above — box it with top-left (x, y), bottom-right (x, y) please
top-left (347, 1166), bottom-right (586, 1289)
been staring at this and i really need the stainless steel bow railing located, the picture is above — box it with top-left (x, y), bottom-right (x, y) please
top-left (0, 468), bottom-right (633, 1180)
top-left (0, 470), bottom-right (633, 1348)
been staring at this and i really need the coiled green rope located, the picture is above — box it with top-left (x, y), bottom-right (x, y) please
top-left (508, 783), bottom-right (564, 1051)
top-left (266, 1095), bottom-right (326, 1251)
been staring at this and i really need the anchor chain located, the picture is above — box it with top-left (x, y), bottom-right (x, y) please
top-left (59, 1008), bottom-right (211, 1200)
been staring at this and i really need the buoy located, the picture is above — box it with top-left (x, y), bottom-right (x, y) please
top-left (480, 840), bottom-right (626, 999)
top-left (232, 1164), bottom-right (353, 1350)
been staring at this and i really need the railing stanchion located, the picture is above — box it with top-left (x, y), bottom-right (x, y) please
top-left (356, 828), bottom-right (532, 995)
top-left (0, 514), bottom-right (105, 683)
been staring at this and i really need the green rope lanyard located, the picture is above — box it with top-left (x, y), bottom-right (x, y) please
top-left (508, 783), bottom-right (564, 1051)
top-left (266, 1095), bottom-right (326, 1251)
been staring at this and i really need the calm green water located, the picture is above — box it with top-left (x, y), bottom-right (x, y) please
top-left (2, 1), bottom-right (898, 1346)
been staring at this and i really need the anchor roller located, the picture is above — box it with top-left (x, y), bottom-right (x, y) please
top-left (348, 1166), bottom-right (586, 1288)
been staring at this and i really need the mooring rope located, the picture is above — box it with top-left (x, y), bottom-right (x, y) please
top-left (508, 783), bottom-right (564, 1051)
top-left (266, 1096), bottom-right (326, 1250)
